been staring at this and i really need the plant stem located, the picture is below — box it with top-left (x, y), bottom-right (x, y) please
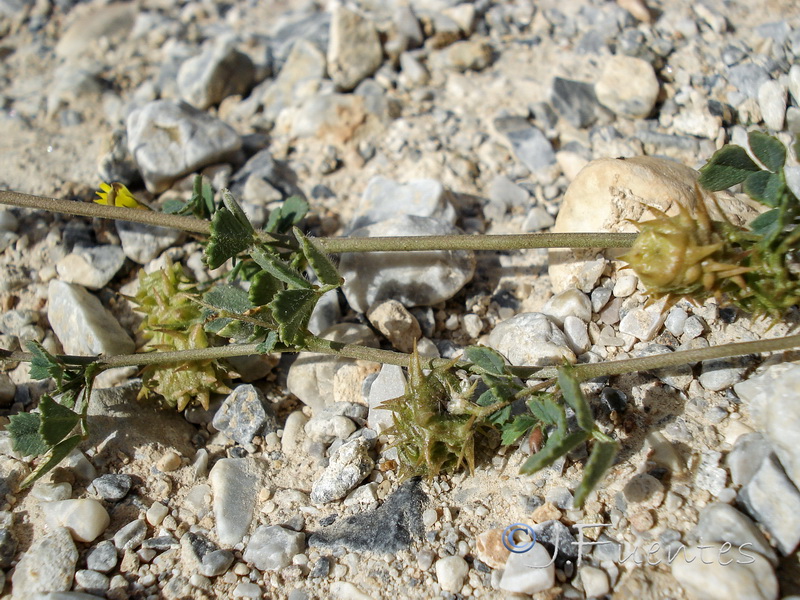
top-left (3, 333), bottom-right (799, 383)
top-left (0, 189), bottom-right (637, 252)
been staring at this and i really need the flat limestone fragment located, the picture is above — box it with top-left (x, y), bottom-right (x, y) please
top-left (47, 280), bottom-right (134, 356)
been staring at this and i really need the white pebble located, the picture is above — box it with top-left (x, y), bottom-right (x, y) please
top-left (435, 555), bottom-right (469, 592)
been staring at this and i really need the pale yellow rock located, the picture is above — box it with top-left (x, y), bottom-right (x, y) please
top-left (548, 156), bottom-right (759, 293)
top-left (366, 299), bottom-right (422, 353)
top-left (42, 499), bottom-right (110, 543)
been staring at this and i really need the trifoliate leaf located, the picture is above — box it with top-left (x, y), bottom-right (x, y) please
top-left (269, 288), bottom-right (319, 346)
top-left (7, 412), bottom-right (48, 457)
top-left (26, 341), bottom-right (63, 382)
top-left (519, 430), bottom-right (588, 475)
top-left (573, 439), bottom-right (619, 507)
top-left (266, 195), bottom-right (309, 233)
top-left (698, 144), bottom-right (760, 191)
top-left (39, 395), bottom-right (80, 446)
top-left (748, 131), bottom-right (786, 172)
top-left (743, 170), bottom-right (784, 207)
top-left (249, 271), bottom-right (283, 306)
top-left (18, 434), bottom-right (82, 489)
top-left (251, 247), bottom-right (312, 290)
top-left (558, 366), bottom-right (594, 432)
top-left (205, 207), bottom-right (254, 269)
top-left (256, 330), bottom-right (279, 354)
top-left (501, 414), bottom-right (538, 446)
top-left (294, 227), bottom-right (343, 288)
top-left (465, 346), bottom-right (510, 377)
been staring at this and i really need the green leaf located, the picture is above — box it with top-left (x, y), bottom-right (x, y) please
top-left (205, 208), bottom-right (254, 269)
top-left (573, 439), bottom-right (619, 507)
top-left (519, 430), bottom-right (588, 475)
top-left (748, 131), bottom-right (786, 172)
top-left (26, 341), bottom-right (63, 382)
top-left (249, 271), bottom-right (283, 306)
top-left (269, 288), bottom-right (320, 345)
top-left (18, 435), bottom-right (82, 490)
top-left (193, 175), bottom-right (215, 218)
top-left (7, 412), bottom-right (48, 457)
top-left (39, 395), bottom-right (80, 446)
top-left (698, 145), bottom-right (761, 191)
top-left (256, 330), bottom-right (279, 354)
top-left (251, 247), bottom-right (312, 290)
top-left (528, 396), bottom-right (564, 427)
top-left (162, 198), bottom-right (187, 214)
top-left (203, 284), bottom-right (253, 315)
top-left (743, 171), bottom-right (784, 207)
top-left (501, 414), bottom-right (538, 446)
top-left (294, 227), bottom-right (343, 288)
top-left (465, 346), bottom-right (510, 377)
top-left (266, 195), bottom-right (309, 233)
top-left (750, 208), bottom-right (781, 239)
top-left (558, 367), bottom-right (594, 432)
top-left (221, 189), bottom-right (254, 235)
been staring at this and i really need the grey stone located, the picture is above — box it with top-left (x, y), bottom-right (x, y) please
top-left (695, 503), bottom-right (777, 565)
top-left (532, 520), bottom-right (578, 567)
top-left (212, 384), bottom-right (278, 446)
top-left (243, 525), bottom-right (305, 571)
top-left (590, 287), bottom-right (612, 313)
top-left (695, 451), bottom-right (728, 497)
top-left (260, 39), bottom-right (327, 122)
top-left (758, 80), bottom-right (787, 131)
top-left (229, 149), bottom-right (304, 206)
top-left (304, 413), bottom-right (357, 444)
top-left (55, 245), bottom-right (126, 290)
top-left (90, 474), bottom-right (132, 501)
top-left (74, 569), bottom-right (109, 595)
top-left (180, 532), bottom-right (234, 577)
top-left (393, 5), bottom-right (423, 50)
top-left (0, 527), bottom-right (16, 568)
top-left (438, 39), bottom-right (493, 72)
top-left (115, 221), bottom-right (183, 265)
top-left (699, 357), bottom-right (749, 392)
top-left (368, 363), bottom-right (406, 434)
top-left (350, 176), bottom-right (456, 231)
top-left (327, 5), bottom-right (383, 91)
top-left (562, 316), bottom-right (590, 354)
top-left (550, 77), bottom-right (599, 128)
top-left (487, 312), bottom-right (575, 366)
top-left (726, 433), bottom-right (772, 487)
top-left (340, 216), bottom-right (475, 313)
top-left (86, 540), bottom-right (117, 573)
top-left (541, 289), bottom-right (592, 326)
top-left (311, 437), bottom-right (374, 504)
top-left (738, 454), bottom-right (800, 555)
top-left (618, 304), bottom-right (666, 341)
top-left (309, 477), bottom-right (425, 552)
top-left (47, 280), bottom-right (135, 356)
top-left (727, 63), bottom-right (771, 99)
top-left (209, 458), bottom-right (265, 546)
top-left (489, 175), bottom-right (530, 208)
top-left (671, 544), bottom-right (778, 600)
top-left (595, 56), bottom-right (659, 118)
top-left (493, 116), bottom-right (556, 175)
top-left (126, 100), bottom-right (242, 194)
top-left (178, 37), bottom-right (255, 110)
top-left (664, 307), bottom-right (688, 337)
top-left (521, 206), bottom-right (555, 231)
top-left (113, 519), bottom-right (147, 550)
top-left (11, 527), bottom-right (78, 594)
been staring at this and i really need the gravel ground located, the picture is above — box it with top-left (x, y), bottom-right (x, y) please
top-left (1, 0), bottom-right (800, 599)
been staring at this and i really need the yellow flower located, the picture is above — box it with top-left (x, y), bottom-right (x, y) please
top-left (95, 182), bottom-right (147, 210)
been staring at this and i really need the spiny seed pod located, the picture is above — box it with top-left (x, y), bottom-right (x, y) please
top-left (133, 258), bottom-right (230, 410)
top-left (380, 347), bottom-right (495, 478)
top-left (619, 186), bottom-right (752, 306)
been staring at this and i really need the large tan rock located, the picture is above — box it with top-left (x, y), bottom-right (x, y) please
top-left (548, 156), bottom-right (759, 293)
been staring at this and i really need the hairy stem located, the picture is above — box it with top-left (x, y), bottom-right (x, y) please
top-left (3, 333), bottom-right (799, 383)
top-left (0, 189), bottom-right (636, 252)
